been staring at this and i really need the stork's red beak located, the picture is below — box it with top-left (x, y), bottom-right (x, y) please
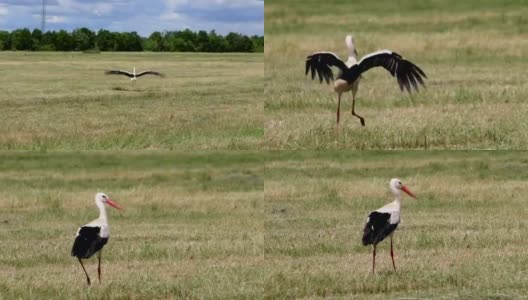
top-left (401, 186), bottom-right (416, 199)
top-left (106, 199), bottom-right (122, 210)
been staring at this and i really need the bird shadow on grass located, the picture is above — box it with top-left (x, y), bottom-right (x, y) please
top-left (111, 86), bottom-right (150, 92)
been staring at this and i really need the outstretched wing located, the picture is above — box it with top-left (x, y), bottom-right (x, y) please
top-left (105, 70), bottom-right (134, 78)
top-left (136, 71), bottom-right (164, 78)
top-left (305, 52), bottom-right (348, 84)
top-left (357, 50), bottom-right (427, 93)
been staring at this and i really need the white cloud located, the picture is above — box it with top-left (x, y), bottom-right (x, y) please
top-left (0, 4), bottom-right (8, 17)
top-left (160, 0), bottom-right (263, 35)
top-left (164, 0), bottom-right (188, 9)
top-left (0, 0), bottom-right (263, 36)
top-left (160, 11), bottom-right (184, 21)
top-left (55, 0), bottom-right (115, 16)
top-left (165, 0), bottom-right (262, 10)
top-left (47, 15), bottom-right (67, 23)
top-left (93, 3), bottom-right (113, 15)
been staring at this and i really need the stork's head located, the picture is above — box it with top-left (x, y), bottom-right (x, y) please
top-left (389, 178), bottom-right (416, 199)
top-left (345, 34), bottom-right (358, 56)
top-left (95, 192), bottom-right (122, 209)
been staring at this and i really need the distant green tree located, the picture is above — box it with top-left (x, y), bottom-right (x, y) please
top-left (225, 32), bottom-right (254, 52)
top-left (121, 31), bottom-right (142, 51)
top-left (0, 31), bottom-right (10, 50)
top-left (72, 27), bottom-right (96, 51)
top-left (178, 29), bottom-right (197, 51)
top-left (251, 35), bottom-right (264, 52)
top-left (196, 30), bottom-right (209, 52)
top-left (96, 29), bottom-right (115, 51)
top-left (145, 31), bottom-right (163, 51)
top-left (241, 36), bottom-right (254, 52)
top-left (55, 30), bottom-right (73, 51)
top-left (113, 32), bottom-right (125, 51)
top-left (1, 28), bottom-right (263, 52)
top-left (143, 38), bottom-right (158, 51)
top-left (11, 28), bottom-right (33, 50)
top-left (31, 29), bottom-right (43, 50)
top-left (163, 33), bottom-right (184, 52)
top-left (40, 31), bottom-right (57, 51)
top-left (208, 30), bottom-right (227, 52)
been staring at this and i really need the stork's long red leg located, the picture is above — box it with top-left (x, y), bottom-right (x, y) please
top-left (390, 236), bottom-right (396, 272)
top-left (78, 258), bottom-right (91, 286)
top-left (372, 244), bottom-right (377, 273)
top-left (97, 251), bottom-right (102, 283)
top-left (336, 93), bottom-right (342, 128)
top-left (351, 92), bottom-right (365, 126)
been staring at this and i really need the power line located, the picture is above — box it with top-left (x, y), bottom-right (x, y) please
top-left (41, 0), bottom-right (46, 32)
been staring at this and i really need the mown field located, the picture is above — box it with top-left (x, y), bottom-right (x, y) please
top-left (265, 151), bottom-right (528, 298)
top-left (0, 152), bottom-right (263, 299)
top-left (265, 0), bottom-right (528, 149)
top-left (0, 52), bottom-right (263, 150)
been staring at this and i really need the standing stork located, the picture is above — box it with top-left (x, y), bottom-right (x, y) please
top-left (362, 178), bottom-right (416, 273)
top-left (305, 35), bottom-right (427, 127)
top-left (71, 192), bottom-right (122, 285)
top-left (105, 67), bottom-right (164, 80)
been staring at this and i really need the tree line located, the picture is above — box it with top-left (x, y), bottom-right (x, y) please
top-left (0, 28), bottom-right (264, 52)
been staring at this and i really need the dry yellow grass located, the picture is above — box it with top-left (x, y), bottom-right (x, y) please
top-left (0, 151), bottom-right (263, 299)
top-left (264, 151), bottom-right (528, 299)
top-left (265, 0), bottom-right (528, 149)
top-left (0, 52), bottom-right (263, 150)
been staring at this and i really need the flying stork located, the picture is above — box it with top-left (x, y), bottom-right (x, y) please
top-left (362, 178), bottom-right (416, 273)
top-left (105, 67), bottom-right (164, 80)
top-left (305, 35), bottom-right (427, 127)
top-left (71, 192), bottom-right (122, 285)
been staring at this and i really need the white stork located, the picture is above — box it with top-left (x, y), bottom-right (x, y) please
top-left (71, 192), bottom-right (122, 285)
top-left (362, 178), bottom-right (416, 273)
top-left (105, 67), bottom-right (164, 80)
top-left (305, 35), bottom-right (427, 127)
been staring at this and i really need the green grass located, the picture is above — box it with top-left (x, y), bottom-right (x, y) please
top-left (3, 150), bottom-right (528, 298)
top-left (264, 151), bottom-right (528, 299)
top-left (265, 0), bottom-right (528, 149)
top-left (0, 52), bottom-right (263, 150)
top-left (0, 151), bottom-right (263, 299)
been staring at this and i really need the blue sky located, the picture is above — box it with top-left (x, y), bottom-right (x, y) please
top-left (0, 0), bottom-right (263, 36)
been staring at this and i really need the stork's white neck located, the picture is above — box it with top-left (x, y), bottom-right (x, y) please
top-left (345, 35), bottom-right (357, 61)
top-left (392, 197), bottom-right (402, 211)
top-left (390, 186), bottom-right (403, 210)
top-left (96, 200), bottom-right (108, 224)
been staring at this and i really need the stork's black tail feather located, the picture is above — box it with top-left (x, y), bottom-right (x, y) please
top-left (362, 221), bottom-right (375, 246)
top-left (71, 226), bottom-right (108, 259)
top-left (361, 211), bottom-right (398, 246)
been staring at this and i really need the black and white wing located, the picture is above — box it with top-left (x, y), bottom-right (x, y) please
top-left (362, 211), bottom-right (398, 246)
top-left (357, 50), bottom-right (427, 93)
top-left (136, 71), bottom-right (164, 78)
top-left (105, 70), bottom-right (134, 78)
top-left (71, 226), bottom-right (109, 259)
top-left (305, 52), bottom-right (349, 84)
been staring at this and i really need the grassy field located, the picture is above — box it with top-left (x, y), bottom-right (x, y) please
top-left (265, 0), bottom-right (528, 149)
top-left (0, 52), bottom-right (263, 150)
top-left (0, 151), bottom-right (263, 299)
top-left (265, 151), bottom-right (528, 298)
